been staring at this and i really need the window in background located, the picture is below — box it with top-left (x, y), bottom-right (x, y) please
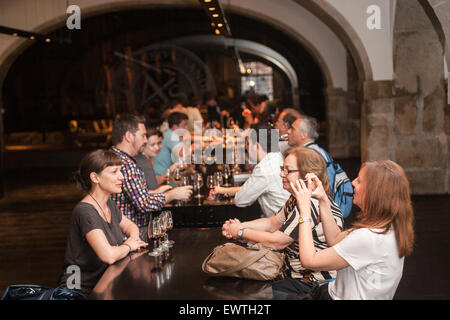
top-left (241, 62), bottom-right (273, 100)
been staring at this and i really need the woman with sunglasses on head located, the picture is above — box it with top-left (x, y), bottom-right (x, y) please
top-left (59, 149), bottom-right (147, 296)
top-left (292, 160), bottom-right (414, 300)
top-left (222, 147), bottom-right (344, 296)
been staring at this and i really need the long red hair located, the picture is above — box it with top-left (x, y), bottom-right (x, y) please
top-left (352, 160), bottom-right (415, 258)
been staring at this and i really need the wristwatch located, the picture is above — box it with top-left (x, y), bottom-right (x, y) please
top-left (238, 228), bottom-right (247, 239)
top-left (299, 217), bottom-right (312, 224)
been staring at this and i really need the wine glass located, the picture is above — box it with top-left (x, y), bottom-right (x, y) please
top-left (182, 176), bottom-right (190, 186)
top-left (206, 175), bottom-right (215, 190)
top-left (165, 168), bottom-right (171, 185)
top-left (214, 171), bottom-right (223, 187)
top-left (194, 173), bottom-right (204, 198)
top-left (148, 217), bottom-right (162, 257)
top-left (162, 211), bottom-right (175, 246)
top-left (173, 167), bottom-right (182, 185)
top-left (155, 215), bottom-right (166, 253)
top-left (206, 175), bottom-right (215, 200)
top-left (223, 164), bottom-right (232, 187)
top-left (160, 211), bottom-right (171, 248)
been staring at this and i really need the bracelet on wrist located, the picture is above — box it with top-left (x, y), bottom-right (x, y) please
top-left (123, 243), bottom-right (132, 254)
top-left (299, 216), bottom-right (312, 224)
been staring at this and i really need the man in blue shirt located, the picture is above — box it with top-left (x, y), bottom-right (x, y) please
top-left (153, 112), bottom-right (189, 177)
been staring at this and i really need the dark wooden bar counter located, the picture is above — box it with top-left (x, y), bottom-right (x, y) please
top-left (90, 227), bottom-right (299, 300)
top-left (166, 198), bottom-right (262, 228)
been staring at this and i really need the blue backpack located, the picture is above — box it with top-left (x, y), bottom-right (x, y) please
top-left (305, 143), bottom-right (354, 218)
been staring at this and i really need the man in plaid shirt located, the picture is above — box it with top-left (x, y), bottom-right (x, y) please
top-left (110, 114), bottom-right (192, 240)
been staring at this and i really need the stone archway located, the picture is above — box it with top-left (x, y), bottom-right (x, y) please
top-left (0, 0), bottom-right (354, 158)
top-left (293, 0), bottom-right (375, 159)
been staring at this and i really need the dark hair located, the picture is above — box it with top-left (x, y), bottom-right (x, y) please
top-left (264, 100), bottom-right (278, 115)
top-left (74, 149), bottom-right (122, 191)
top-left (189, 95), bottom-right (202, 106)
top-left (168, 112), bottom-right (188, 128)
top-left (147, 128), bottom-right (163, 139)
top-left (203, 91), bottom-right (216, 102)
top-left (283, 113), bottom-right (298, 127)
top-left (278, 108), bottom-right (301, 126)
top-left (111, 114), bottom-right (146, 145)
top-left (257, 94), bottom-right (269, 104)
top-left (249, 121), bottom-right (275, 153)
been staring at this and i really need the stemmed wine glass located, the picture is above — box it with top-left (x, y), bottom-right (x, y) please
top-left (173, 167), bottom-right (183, 206)
top-left (206, 175), bottom-right (215, 200)
top-left (223, 164), bottom-right (232, 187)
top-left (180, 176), bottom-right (191, 204)
top-left (148, 216), bottom-right (162, 257)
top-left (155, 215), bottom-right (166, 252)
top-left (214, 172), bottom-right (223, 187)
top-left (173, 167), bottom-right (182, 184)
top-left (194, 173), bottom-right (204, 198)
top-left (182, 176), bottom-right (190, 187)
top-left (161, 211), bottom-right (175, 247)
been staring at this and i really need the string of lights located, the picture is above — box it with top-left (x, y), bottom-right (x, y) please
top-left (198, 0), bottom-right (246, 74)
top-left (0, 25), bottom-right (53, 43)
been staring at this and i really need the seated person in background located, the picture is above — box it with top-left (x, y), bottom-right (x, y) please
top-left (135, 128), bottom-right (187, 191)
top-left (293, 160), bottom-right (414, 300)
top-left (241, 94), bottom-right (269, 129)
top-left (214, 122), bottom-right (290, 217)
top-left (153, 112), bottom-right (189, 177)
top-left (59, 149), bottom-right (147, 296)
top-left (275, 108), bottom-right (301, 153)
top-left (185, 96), bottom-right (204, 132)
top-left (222, 147), bottom-right (343, 295)
top-left (204, 91), bottom-right (223, 126)
top-left (111, 114), bottom-right (192, 240)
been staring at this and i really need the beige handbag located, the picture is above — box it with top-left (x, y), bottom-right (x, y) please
top-left (201, 242), bottom-right (285, 281)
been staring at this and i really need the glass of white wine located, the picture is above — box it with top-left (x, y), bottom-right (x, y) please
top-left (148, 216), bottom-right (162, 257)
top-left (194, 173), bottom-right (204, 198)
top-left (161, 211), bottom-right (174, 247)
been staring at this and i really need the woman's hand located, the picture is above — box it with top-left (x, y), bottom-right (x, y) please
top-left (123, 237), bottom-right (147, 252)
top-left (305, 173), bottom-right (328, 202)
top-left (290, 178), bottom-right (313, 218)
top-left (222, 219), bottom-right (242, 239)
top-left (221, 219), bottom-right (233, 239)
top-left (227, 219), bottom-right (243, 239)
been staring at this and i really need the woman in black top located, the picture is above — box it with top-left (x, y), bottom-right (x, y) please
top-left (59, 149), bottom-right (147, 296)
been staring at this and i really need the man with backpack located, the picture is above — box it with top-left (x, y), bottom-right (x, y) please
top-left (287, 116), bottom-right (354, 218)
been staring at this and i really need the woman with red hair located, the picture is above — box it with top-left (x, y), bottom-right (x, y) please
top-left (292, 160), bottom-right (415, 300)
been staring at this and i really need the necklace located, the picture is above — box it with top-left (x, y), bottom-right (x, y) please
top-left (88, 192), bottom-right (110, 224)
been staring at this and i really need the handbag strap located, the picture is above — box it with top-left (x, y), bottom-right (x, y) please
top-left (203, 244), bottom-right (272, 276)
